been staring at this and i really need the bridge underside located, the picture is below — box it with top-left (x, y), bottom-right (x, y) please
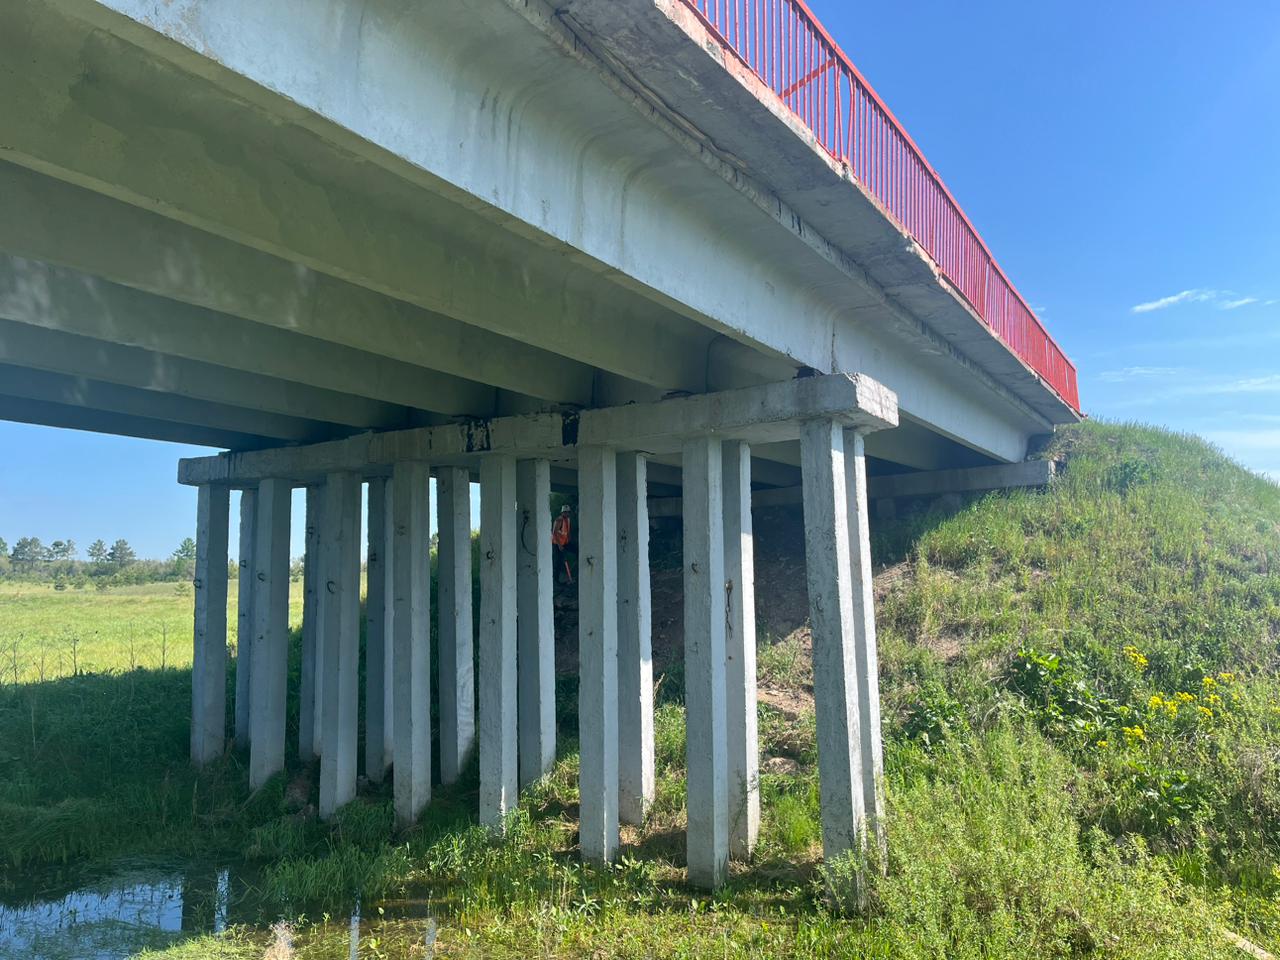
top-left (1, 0), bottom-right (1076, 888)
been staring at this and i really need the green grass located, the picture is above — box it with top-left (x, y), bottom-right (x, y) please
top-left (3, 420), bottom-right (1279, 957)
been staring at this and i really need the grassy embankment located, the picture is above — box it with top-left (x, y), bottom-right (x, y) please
top-left (1, 421), bottom-right (1278, 957)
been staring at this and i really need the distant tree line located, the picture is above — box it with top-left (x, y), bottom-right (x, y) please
top-left (0, 534), bottom-right (198, 590)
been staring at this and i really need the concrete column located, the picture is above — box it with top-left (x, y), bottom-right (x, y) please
top-left (391, 461), bottom-right (432, 825)
top-left (365, 478), bottom-right (393, 783)
top-left (478, 455), bottom-right (518, 830)
top-left (319, 471), bottom-right (362, 819)
top-left (578, 445), bottom-right (619, 864)
top-left (682, 437), bottom-right (729, 888)
top-left (299, 485), bottom-right (321, 762)
top-left (799, 420), bottom-right (866, 864)
top-left (516, 459), bottom-right (555, 789)
top-left (248, 478), bottom-right (291, 790)
top-left (437, 466), bottom-right (476, 785)
top-left (191, 483), bottom-right (229, 766)
top-left (233, 489), bottom-right (256, 749)
top-left (844, 429), bottom-right (886, 859)
top-left (616, 451), bottom-right (654, 827)
top-left (723, 441), bottom-right (759, 860)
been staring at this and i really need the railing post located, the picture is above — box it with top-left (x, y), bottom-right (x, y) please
top-left (191, 483), bottom-right (229, 766)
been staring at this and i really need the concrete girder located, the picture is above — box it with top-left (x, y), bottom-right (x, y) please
top-left (0, 162), bottom-right (599, 408)
top-left (0, 394), bottom-right (275, 451)
top-left (0, 363), bottom-right (337, 445)
top-left (0, 317), bottom-right (416, 434)
top-left (15, 0), bottom-right (1064, 463)
top-left (0, 12), bottom-right (713, 396)
top-left (0, 255), bottom-right (499, 419)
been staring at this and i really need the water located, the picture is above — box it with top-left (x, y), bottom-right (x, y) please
top-left (0, 863), bottom-right (437, 959)
top-left (0, 864), bottom-right (226, 958)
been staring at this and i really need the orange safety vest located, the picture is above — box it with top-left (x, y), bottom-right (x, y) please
top-left (551, 513), bottom-right (571, 548)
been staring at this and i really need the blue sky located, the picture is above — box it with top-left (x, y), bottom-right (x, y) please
top-left (1, 2), bottom-right (1277, 559)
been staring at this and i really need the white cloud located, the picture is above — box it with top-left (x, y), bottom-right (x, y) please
top-left (1096, 366), bottom-right (1185, 383)
top-left (1106, 374), bottom-right (1280, 409)
top-left (1130, 289), bottom-right (1269, 314)
top-left (1130, 289), bottom-right (1216, 313)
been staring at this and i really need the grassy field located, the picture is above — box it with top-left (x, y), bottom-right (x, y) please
top-left (2, 421), bottom-right (1279, 958)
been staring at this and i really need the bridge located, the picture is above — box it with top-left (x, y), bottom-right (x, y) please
top-left (0, 0), bottom-right (1079, 888)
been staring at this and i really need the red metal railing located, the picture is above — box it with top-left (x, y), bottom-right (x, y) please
top-left (678, 0), bottom-right (1080, 412)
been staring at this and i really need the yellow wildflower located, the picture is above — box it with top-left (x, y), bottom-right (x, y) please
top-left (1198, 706), bottom-right (1214, 721)
top-left (1096, 739), bottom-right (1109, 748)
top-left (1217, 672), bottom-right (1235, 684)
top-left (1148, 694), bottom-right (1165, 712)
top-left (1122, 725), bottom-right (1146, 745)
top-left (1202, 676), bottom-right (1217, 691)
top-left (1174, 692), bottom-right (1195, 704)
top-left (1124, 645), bottom-right (1149, 672)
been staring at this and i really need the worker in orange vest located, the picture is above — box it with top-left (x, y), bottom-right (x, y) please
top-left (551, 504), bottom-right (573, 584)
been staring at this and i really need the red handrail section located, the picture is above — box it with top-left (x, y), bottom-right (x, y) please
top-left (678, 0), bottom-right (1080, 412)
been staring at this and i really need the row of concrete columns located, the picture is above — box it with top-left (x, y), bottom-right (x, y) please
top-left (191, 426), bottom-right (882, 886)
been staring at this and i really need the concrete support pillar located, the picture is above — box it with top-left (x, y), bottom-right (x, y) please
top-left (233, 489), bottom-right (256, 749)
top-left (478, 455), bottom-right (518, 830)
top-left (578, 446), bottom-right (619, 864)
top-left (299, 486), bottom-right (321, 762)
top-left (616, 451), bottom-right (654, 827)
top-left (191, 483), bottom-right (229, 766)
top-left (799, 420), bottom-right (866, 864)
top-left (248, 478), bottom-right (291, 790)
top-left (319, 471), bottom-right (362, 819)
top-left (723, 441), bottom-right (759, 860)
top-left (682, 437), bottom-right (729, 888)
top-left (516, 459), bottom-right (555, 789)
top-left (844, 429), bottom-right (886, 859)
top-left (437, 466), bottom-right (476, 785)
top-left (365, 478), bottom-right (393, 783)
top-left (391, 461), bottom-right (432, 825)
